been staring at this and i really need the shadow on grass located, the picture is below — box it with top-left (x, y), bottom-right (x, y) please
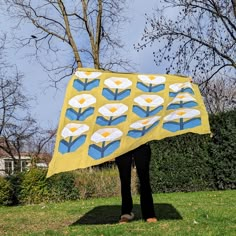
top-left (70, 203), bottom-right (182, 225)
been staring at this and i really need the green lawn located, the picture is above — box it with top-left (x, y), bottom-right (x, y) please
top-left (0, 190), bottom-right (235, 236)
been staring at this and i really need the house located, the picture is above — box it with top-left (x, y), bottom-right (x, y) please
top-left (0, 149), bottom-right (49, 176)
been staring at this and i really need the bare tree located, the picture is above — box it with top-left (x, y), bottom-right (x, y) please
top-left (136, 0), bottom-right (236, 84)
top-left (199, 75), bottom-right (236, 113)
top-left (5, 0), bottom-right (131, 84)
top-left (0, 34), bottom-right (38, 173)
top-left (25, 128), bottom-right (56, 167)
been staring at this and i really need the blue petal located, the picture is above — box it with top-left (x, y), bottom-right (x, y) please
top-left (169, 89), bottom-right (194, 97)
top-left (183, 118), bottom-right (201, 129)
top-left (136, 82), bottom-right (149, 92)
top-left (73, 79), bottom-right (85, 91)
top-left (69, 135), bottom-right (86, 152)
top-left (102, 88), bottom-right (115, 100)
top-left (132, 106), bottom-right (147, 118)
top-left (58, 140), bottom-right (69, 154)
top-left (110, 115), bottom-right (127, 125)
top-left (167, 101), bottom-right (198, 110)
top-left (149, 105), bottom-right (163, 116)
top-left (96, 116), bottom-right (109, 126)
top-left (145, 121), bottom-right (159, 134)
top-left (103, 140), bottom-right (120, 156)
top-left (163, 121), bottom-right (181, 132)
top-left (66, 108), bottom-right (78, 120)
top-left (86, 79), bottom-right (100, 91)
top-left (88, 144), bottom-right (103, 160)
top-left (127, 130), bottom-right (143, 138)
top-left (79, 107), bottom-right (94, 121)
top-left (116, 89), bottom-right (131, 100)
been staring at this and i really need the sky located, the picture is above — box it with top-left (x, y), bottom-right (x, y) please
top-left (1, 0), bottom-right (165, 129)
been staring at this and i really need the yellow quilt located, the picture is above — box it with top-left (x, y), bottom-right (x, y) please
top-left (47, 68), bottom-right (210, 177)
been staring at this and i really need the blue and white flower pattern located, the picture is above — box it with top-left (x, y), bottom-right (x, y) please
top-left (137, 75), bottom-right (166, 92)
top-left (59, 123), bottom-right (89, 154)
top-left (102, 77), bottom-right (132, 100)
top-left (133, 95), bottom-right (164, 117)
top-left (88, 128), bottom-right (123, 159)
top-left (66, 94), bottom-right (96, 121)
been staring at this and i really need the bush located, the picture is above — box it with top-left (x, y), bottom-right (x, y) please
top-left (0, 176), bottom-right (13, 205)
top-left (47, 171), bottom-right (79, 201)
top-left (150, 109), bottom-right (236, 193)
top-left (19, 168), bottom-right (50, 204)
top-left (208, 110), bottom-right (236, 189)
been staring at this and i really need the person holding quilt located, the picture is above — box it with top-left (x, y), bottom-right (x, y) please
top-left (115, 143), bottom-right (157, 223)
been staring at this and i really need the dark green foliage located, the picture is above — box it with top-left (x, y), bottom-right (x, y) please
top-left (208, 110), bottom-right (236, 189)
top-left (47, 172), bottom-right (79, 201)
top-left (0, 176), bottom-right (13, 205)
top-left (150, 109), bottom-right (236, 193)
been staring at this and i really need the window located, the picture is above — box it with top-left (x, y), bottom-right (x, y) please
top-left (21, 160), bottom-right (29, 171)
top-left (4, 160), bottom-right (13, 175)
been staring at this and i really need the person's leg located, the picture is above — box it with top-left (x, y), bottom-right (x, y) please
top-left (133, 144), bottom-right (156, 220)
top-left (115, 151), bottom-right (133, 216)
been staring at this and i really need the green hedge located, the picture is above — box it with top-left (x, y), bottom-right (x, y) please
top-left (0, 176), bottom-right (13, 205)
top-left (150, 109), bottom-right (236, 193)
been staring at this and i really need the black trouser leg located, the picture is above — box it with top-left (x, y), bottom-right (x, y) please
top-left (115, 151), bottom-right (133, 215)
top-left (133, 144), bottom-right (156, 220)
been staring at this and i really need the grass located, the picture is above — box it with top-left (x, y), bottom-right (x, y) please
top-left (0, 190), bottom-right (235, 236)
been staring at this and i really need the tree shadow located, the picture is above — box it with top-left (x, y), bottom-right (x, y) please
top-left (70, 203), bottom-right (182, 225)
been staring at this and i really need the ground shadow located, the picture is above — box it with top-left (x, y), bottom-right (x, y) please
top-left (70, 203), bottom-right (182, 225)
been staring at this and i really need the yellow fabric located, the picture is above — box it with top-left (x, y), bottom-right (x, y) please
top-left (47, 68), bottom-right (210, 177)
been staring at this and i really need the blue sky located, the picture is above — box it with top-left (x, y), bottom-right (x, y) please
top-left (1, 0), bottom-right (167, 129)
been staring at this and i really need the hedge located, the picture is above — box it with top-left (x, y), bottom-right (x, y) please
top-left (150, 109), bottom-right (236, 193)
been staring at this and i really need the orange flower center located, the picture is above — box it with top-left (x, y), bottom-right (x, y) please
top-left (69, 127), bottom-right (77, 132)
top-left (145, 98), bottom-right (153, 103)
top-left (177, 111), bottom-right (186, 116)
top-left (109, 107), bottom-right (117, 113)
top-left (78, 98), bottom-right (86, 104)
top-left (102, 132), bottom-right (110, 137)
top-left (142, 120), bottom-right (149, 125)
top-left (85, 72), bottom-right (91, 76)
top-left (177, 95), bottom-right (185, 99)
top-left (149, 75), bottom-right (156, 81)
top-left (114, 80), bottom-right (122, 85)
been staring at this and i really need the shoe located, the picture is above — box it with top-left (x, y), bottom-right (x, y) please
top-left (119, 212), bottom-right (135, 224)
top-left (146, 217), bottom-right (157, 223)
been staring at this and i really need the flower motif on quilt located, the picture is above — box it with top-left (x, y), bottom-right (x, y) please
top-left (102, 77), bottom-right (132, 100)
top-left (88, 128), bottom-right (123, 160)
top-left (169, 82), bottom-right (194, 97)
top-left (163, 108), bottom-right (201, 132)
top-left (133, 94), bottom-right (164, 117)
top-left (58, 123), bottom-right (89, 154)
top-left (66, 94), bottom-right (96, 121)
top-left (167, 93), bottom-right (198, 110)
top-left (96, 103), bottom-right (128, 126)
top-left (73, 71), bottom-right (101, 91)
top-left (137, 75), bottom-right (166, 92)
top-left (127, 116), bottom-right (161, 138)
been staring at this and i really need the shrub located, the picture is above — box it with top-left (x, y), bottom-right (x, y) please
top-left (0, 176), bottom-right (13, 205)
top-left (47, 171), bottom-right (79, 201)
top-left (19, 168), bottom-right (50, 204)
top-left (208, 110), bottom-right (236, 189)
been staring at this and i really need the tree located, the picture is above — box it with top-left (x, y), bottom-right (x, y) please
top-left (0, 34), bottom-right (37, 173)
top-left (5, 0), bottom-right (130, 84)
top-left (200, 75), bottom-right (236, 113)
top-left (136, 0), bottom-right (236, 84)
